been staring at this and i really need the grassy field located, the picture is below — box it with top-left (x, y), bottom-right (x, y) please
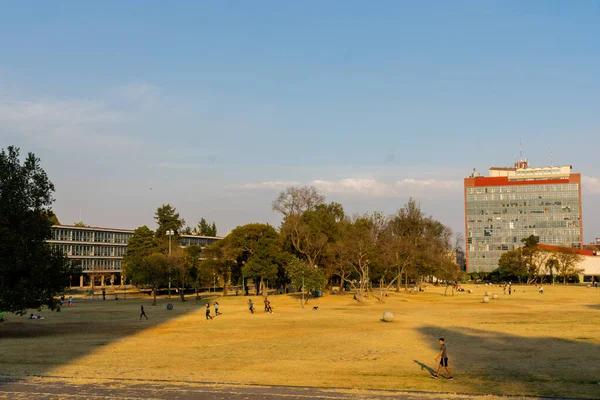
top-left (1, 284), bottom-right (599, 399)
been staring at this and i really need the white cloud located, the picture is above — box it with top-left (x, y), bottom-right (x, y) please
top-left (582, 176), bottom-right (600, 194)
top-left (0, 94), bottom-right (144, 153)
top-left (240, 181), bottom-right (301, 190)
top-left (240, 177), bottom-right (461, 197)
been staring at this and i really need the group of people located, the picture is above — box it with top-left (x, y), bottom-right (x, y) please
top-left (247, 298), bottom-right (273, 314)
top-left (59, 295), bottom-right (73, 307)
top-left (502, 283), bottom-right (514, 295)
top-left (205, 302), bottom-right (221, 320)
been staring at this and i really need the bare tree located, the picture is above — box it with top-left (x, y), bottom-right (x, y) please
top-left (553, 248), bottom-right (584, 285)
top-left (272, 186), bottom-right (325, 218)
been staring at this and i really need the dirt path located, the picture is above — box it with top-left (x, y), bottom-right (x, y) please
top-left (0, 376), bottom-right (576, 400)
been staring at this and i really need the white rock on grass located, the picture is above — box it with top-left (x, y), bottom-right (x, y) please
top-left (382, 311), bottom-right (394, 322)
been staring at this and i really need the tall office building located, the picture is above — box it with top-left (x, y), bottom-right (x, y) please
top-left (464, 160), bottom-right (583, 272)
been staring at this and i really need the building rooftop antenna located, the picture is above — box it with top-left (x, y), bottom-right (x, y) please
top-left (550, 149), bottom-right (553, 167)
top-left (520, 138), bottom-right (523, 162)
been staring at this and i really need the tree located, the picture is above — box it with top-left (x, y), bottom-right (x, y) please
top-left (497, 249), bottom-right (526, 282)
top-left (123, 226), bottom-right (158, 281)
top-left (281, 202), bottom-right (345, 272)
top-left (284, 257), bottom-right (326, 308)
top-left (333, 215), bottom-right (378, 302)
top-left (74, 221), bottom-right (88, 227)
top-left (0, 146), bottom-right (71, 315)
top-left (48, 213), bottom-right (60, 225)
top-left (168, 248), bottom-right (189, 302)
top-left (436, 259), bottom-right (461, 296)
top-left (384, 199), bottom-right (428, 292)
top-left (127, 252), bottom-right (169, 305)
top-left (154, 204), bottom-right (185, 254)
top-left (552, 247), bottom-right (583, 285)
top-left (272, 186), bottom-right (325, 218)
top-left (520, 236), bottom-right (553, 284)
top-left (184, 245), bottom-right (204, 299)
top-left (196, 218), bottom-right (218, 236)
top-left (225, 224), bottom-right (283, 296)
top-left (154, 204), bottom-right (185, 237)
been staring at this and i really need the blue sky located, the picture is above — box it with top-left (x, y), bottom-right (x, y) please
top-left (1, 1), bottom-right (599, 241)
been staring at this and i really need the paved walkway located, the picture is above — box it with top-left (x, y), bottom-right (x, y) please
top-left (0, 377), bottom-right (576, 400)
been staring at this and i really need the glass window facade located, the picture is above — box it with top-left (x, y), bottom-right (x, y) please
top-left (465, 180), bottom-right (582, 272)
top-left (48, 227), bottom-right (221, 275)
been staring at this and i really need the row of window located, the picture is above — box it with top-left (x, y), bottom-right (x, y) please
top-left (467, 184), bottom-right (579, 195)
top-left (51, 228), bottom-right (132, 244)
top-left (51, 244), bottom-right (127, 257)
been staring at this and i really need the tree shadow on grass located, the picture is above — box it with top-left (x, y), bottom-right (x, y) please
top-left (586, 304), bottom-right (600, 310)
top-left (417, 325), bottom-right (600, 399)
top-left (0, 295), bottom-right (222, 386)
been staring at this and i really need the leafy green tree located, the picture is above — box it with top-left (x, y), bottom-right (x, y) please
top-left (127, 252), bottom-right (169, 305)
top-left (196, 218), bottom-right (218, 236)
top-left (73, 221), bottom-right (88, 227)
top-left (281, 202), bottom-right (345, 271)
top-left (226, 223), bottom-right (283, 296)
top-left (184, 245), bottom-right (205, 299)
top-left (0, 146), bottom-right (71, 314)
top-left (123, 226), bottom-right (158, 277)
top-left (284, 257), bottom-right (326, 307)
top-left (154, 204), bottom-right (185, 254)
top-left (154, 204), bottom-right (185, 237)
top-left (48, 213), bottom-right (60, 225)
top-left (333, 214), bottom-right (379, 302)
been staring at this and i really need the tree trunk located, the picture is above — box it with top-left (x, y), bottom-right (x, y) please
top-left (444, 284), bottom-right (448, 296)
top-left (223, 275), bottom-right (229, 297)
top-left (179, 285), bottom-right (185, 302)
top-left (152, 286), bottom-right (157, 306)
top-left (396, 267), bottom-right (401, 293)
top-left (194, 286), bottom-right (199, 300)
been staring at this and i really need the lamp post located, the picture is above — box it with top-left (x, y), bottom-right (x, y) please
top-left (166, 229), bottom-right (174, 299)
top-left (213, 272), bottom-right (216, 294)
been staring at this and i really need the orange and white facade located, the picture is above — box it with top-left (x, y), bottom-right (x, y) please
top-left (464, 162), bottom-right (583, 272)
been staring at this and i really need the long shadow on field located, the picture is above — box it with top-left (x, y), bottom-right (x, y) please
top-left (0, 294), bottom-right (226, 386)
top-left (417, 326), bottom-right (600, 398)
top-left (586, 304), bottom-right (600, 310)
top-left (413, 360), bottom-right (436, 376)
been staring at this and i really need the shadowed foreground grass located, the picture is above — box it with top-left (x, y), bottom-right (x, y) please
top-left (1, 285), bottom-right (599, 398)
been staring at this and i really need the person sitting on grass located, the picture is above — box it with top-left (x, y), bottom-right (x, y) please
top-left (29, 314), bottom-right (46, 320)
top-left (432, 337), bottom-right (453, 380)
top-left (0, 311), bottom-right (5, 323)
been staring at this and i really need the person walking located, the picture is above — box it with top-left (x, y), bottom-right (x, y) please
top-left (205, 303), bottom-right (213, 320)
top-left (68, 296), bottom-right (73, 307)
top-left (432, 338), bottom-right (453, 380)
top-left (248, 299), bottom-right (255, 314)
top-left (539, 285), bottom-right (544, 295)
top-left (214, 302), bottom-right (221, 316)
top-left (140, 305), bottom-right (148, 320)
top-left (102, 289), bottom-right (106, 300)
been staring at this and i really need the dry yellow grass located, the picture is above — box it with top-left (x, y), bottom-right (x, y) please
top-left (1, 284), bottom-right (599, 398)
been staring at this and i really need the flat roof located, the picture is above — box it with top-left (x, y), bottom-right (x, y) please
top-left (52, 225), bottom-right (222, 239)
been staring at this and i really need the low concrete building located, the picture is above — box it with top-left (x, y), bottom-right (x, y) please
top-left (48, 225), bottom-right (221, 287)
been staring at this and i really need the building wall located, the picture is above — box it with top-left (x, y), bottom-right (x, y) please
top-left (48, 225), bottom-right (221, 282)
top-left (464, 172), bottom-right (582, 272)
